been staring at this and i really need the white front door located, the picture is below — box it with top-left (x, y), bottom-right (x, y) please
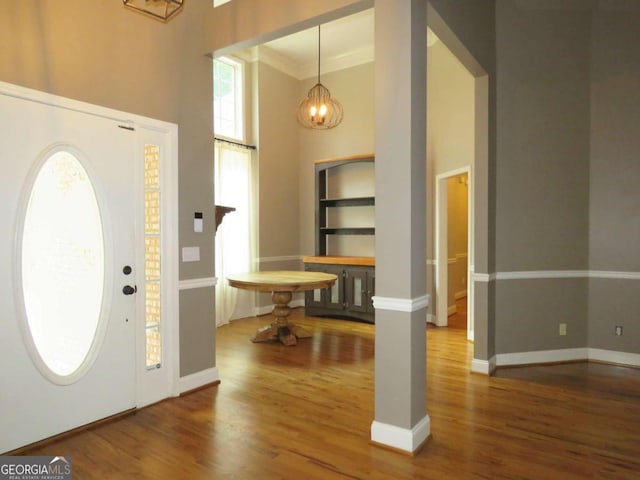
top-left (0, 90), bottom-right (137, 452)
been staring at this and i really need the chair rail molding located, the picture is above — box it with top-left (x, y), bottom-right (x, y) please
top-left (473, 270), bottom-right (640, 282)
top-left (373, 294), bottom-right (430, 313)
top-left (178, 277), bottom-right (218, 290)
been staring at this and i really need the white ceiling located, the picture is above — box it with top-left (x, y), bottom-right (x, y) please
top-left (236, 9), bottom-right (374, 80)
top-left (236, 8), bottom-right (439, 81)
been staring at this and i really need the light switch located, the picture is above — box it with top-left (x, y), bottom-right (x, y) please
top-left (182, 246), bottom-right (200, 262)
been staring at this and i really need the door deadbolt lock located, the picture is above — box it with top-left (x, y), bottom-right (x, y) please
top-left (122, 285), bottom-right (137, 295)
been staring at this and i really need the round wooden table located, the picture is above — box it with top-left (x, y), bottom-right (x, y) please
top-left (227, 271), bottom-right (337, 346)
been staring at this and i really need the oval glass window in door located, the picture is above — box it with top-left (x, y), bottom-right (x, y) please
top-left (21, 150), bottom-right (105, 379)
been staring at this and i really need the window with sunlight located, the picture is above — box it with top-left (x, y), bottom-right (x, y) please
top-left (213, 54), bottom-right (257, 326)
top-left (214, 56), bottom-right (244, 141)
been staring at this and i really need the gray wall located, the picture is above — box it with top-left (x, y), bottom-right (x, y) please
top-left (589, 8), bottom-right (640, 273)
top-left (0, 0), bottom-right (216, 377)
top-left (494, 0), bottom-right (591, 355)
top-left (256, 62), bottom-right (300, 260)
top-left (253, 60), bottom-right (301, 309)
top-left (496, 1), bottom-right (591, 272)
top-left (588, 7), bottom-right (640, 353)
top-left (494, 1), bottom-right (640, 357)
top-left (496, 278), bottom-right (588, 354)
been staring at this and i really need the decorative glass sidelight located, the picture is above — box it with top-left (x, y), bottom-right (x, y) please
top-left (21, 151), bottom-right (105, 378)
top-left (144, 144), bottom-right (162, 369)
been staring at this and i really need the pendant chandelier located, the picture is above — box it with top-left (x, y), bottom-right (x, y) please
top-left (296, 25), bottom-right (344, 130)
top-left (123, 0), bottom-right (184, 22)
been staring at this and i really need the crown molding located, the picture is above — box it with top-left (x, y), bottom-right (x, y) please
top-left (251, 44), bottom-right (374, 80)
top-left (298, 45), bottom-right (374, 80)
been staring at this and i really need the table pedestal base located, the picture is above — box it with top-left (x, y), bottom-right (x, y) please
top-left (251, 291), bottom-right (312, 346)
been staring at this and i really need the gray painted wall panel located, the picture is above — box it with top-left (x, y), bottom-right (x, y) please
top-left (374, 309), bottom-right (427, 428)
top-left (589, 10), bottom-right (640, 272)
top-left (257, 62), bottom-right (301, 259)
top-left (179, 287), bottom-right (216, 377)
top-left (495, 1), bottom-right (591, 272)
top-left (588, 278), bottom-right (640, 354)
top-left (495, 278), bottom-right (588, 354)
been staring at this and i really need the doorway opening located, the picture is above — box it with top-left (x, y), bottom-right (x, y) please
top-left (435, 168), bottom-right (473, 341)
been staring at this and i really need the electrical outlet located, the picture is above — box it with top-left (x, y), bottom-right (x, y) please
top-left (615, 325), bottom-right (623, 336)
top-left (559, 323), bottom-right (567, 336)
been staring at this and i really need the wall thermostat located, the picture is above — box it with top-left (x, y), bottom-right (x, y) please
top-left (194, 212), bottom-right (203, 233)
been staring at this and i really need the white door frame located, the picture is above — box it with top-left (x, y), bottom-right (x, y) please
top-left (434, 166), bottom-right (474, 341)
top-left (0, 81), bottom-right (180, 409)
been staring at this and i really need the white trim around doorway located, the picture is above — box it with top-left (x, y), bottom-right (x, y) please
top-left (434, 166), bottom-right (474, 342)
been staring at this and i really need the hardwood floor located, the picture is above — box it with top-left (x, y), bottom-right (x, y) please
top-left (21, 309), bottom-right (640, 479)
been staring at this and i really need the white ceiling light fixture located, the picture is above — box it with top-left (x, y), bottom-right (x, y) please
top-left (123, 0), bottom-right (184, 22)
top-left (296, 25), bottom-right (344, 130)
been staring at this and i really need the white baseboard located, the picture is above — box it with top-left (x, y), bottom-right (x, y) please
top-left (178, 367), bottom-right (220, 394)
top-left (471, 356), bottom-right (495, 375)
top-left (454, 290), bottom-right (467, 300)
top-left (371, 415), bottom-right (431, 453)
top-left (496, 348), bottom-right (588, 367)
top-left (427, 313), bottom-right (436, 324)
top-left (494, 348), bottom-right (640, 369)
top-left (588, 348), bottom-right (640, 367)
top-left (256, 298), bottom-right (305, 316)
top-left (447, 304), bottom-right (457, 316)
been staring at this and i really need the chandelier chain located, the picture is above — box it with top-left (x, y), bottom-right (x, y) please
top-left (317, 25), bottom-right (321, 84)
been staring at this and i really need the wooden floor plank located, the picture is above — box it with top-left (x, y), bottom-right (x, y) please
top-left (19, 308), bottom-right (640, 479)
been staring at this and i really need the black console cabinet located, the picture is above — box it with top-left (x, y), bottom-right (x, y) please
top-left (304, 259), bottom-right (375, 324)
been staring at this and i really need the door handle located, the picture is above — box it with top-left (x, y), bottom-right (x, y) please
top-left (122, 285), bottom-right (137, 295)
